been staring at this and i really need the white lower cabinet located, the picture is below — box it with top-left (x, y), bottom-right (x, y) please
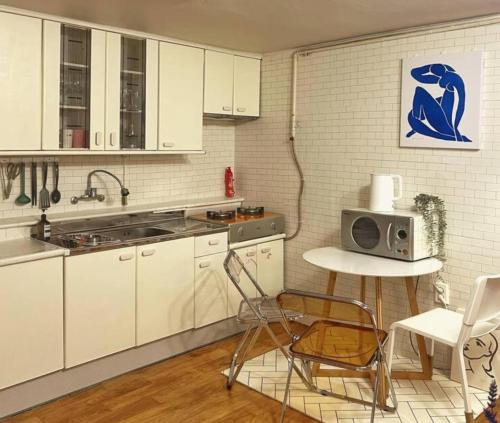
top-left (257, 239), bottom-right (284, 297)
top-left (136, 238), bottom-right (195, 345)
top-left (194, 252), bottom-right (228, 328)
top-left (0, 257), bottom-right (63, 389)
top-left (227, 245), bottom-right (257, 317)
top-left (64, 247), bottom-right (136, 368)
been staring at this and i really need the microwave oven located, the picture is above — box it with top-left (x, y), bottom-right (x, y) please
top-left (341, 208), bottom-right (435, 261)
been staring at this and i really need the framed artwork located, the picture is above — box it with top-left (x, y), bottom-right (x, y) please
top-left (400, 52), bottom-right (482, 150)
top-left (451, 331), bottom-right (499, 390)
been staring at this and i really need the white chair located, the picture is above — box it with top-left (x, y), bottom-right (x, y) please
top-left (387, 274), bottom-right (500, 423)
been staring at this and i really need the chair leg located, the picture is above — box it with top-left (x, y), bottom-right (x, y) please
top-left (456, 343), bottom-right (474, 422)
top-left (371, 358), bottom-right (381, 423)
top-left (226, 325), bottom-right (254, 389)
top-left (228, 324), bottom-right (263, 388)
top-left (263, 324), bottom-right (315, 390)
top-left (280, 355), bottom-right (295, 423)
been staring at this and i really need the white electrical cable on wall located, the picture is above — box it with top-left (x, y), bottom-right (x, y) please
top-left (284, 13), bottom-right (500, 242)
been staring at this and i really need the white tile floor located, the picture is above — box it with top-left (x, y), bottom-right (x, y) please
top-left (223, 349), bottom-right (488, 422)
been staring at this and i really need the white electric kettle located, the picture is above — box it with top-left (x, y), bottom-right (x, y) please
top-left (369, 174), bottom-right (403, 212)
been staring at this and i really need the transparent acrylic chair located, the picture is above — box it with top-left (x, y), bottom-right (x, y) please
top-left (223, 249), bottom-right (310, 390)
top-left (277, 289), bottom-right (398, 423)
top-left (387, 274), bottom-right (500, 423)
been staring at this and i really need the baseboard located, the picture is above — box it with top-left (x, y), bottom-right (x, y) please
top-left (0, 318), bottom-right (242, 419)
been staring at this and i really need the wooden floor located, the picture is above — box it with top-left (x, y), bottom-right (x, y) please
top-left (4, 324), bottom-right (314, 423)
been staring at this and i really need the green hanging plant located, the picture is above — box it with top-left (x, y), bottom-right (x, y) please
top-left (414, 193), bottom-right (447, 261)
top-left (414, 194), bottom-right (447, 290)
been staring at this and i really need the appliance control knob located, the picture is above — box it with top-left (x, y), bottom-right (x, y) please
top-left (402, 249), bottom-right (409, 256)
top-left (237, 227), bottom-right (244, 236)
top-left (397, 229), bottom-right (408, 240)
top-left (271, 222), bottom-right (277, 231)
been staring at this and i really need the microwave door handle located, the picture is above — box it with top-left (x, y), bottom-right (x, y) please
top-left (386, 222), bottom-right (393, 251)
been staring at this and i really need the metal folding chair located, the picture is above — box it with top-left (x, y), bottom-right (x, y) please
top-left (223, 249), bottom-right (309, 390)
top-left (277, 289), bottom-right (398, 423)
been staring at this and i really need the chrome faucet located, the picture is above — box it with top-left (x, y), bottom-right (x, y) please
top-left (71, 170), bottom-right (130, 206)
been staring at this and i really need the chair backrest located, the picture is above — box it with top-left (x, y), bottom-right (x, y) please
top-left (276, 289), bottom-right (377, 328)
top-left (463, 274), bottom-right (500, 329)
top-left (224, 249), bottom-right (267, 304)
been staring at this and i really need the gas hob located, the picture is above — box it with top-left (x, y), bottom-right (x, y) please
top-left (191, 206), bottom-right (285, 243)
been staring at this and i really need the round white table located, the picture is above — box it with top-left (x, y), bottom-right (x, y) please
top-left (303, 246), bottom-right (443, 404)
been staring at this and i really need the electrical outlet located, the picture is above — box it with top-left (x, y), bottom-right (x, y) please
top-left (434, 281), bottom-right (450, 306)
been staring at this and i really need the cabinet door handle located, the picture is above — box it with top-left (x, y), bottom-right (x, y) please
top-left (162, 142), bottom-right (175, 148)
top-left (119, 253), bottom-right (134, 261)
top-left (95, 131), bottom-right (103, 146)
top-left (110, 132), bottom-right (117, 147)
top-left (141, 249), bottom-right (156, 257)
top-left (208, 239), bottom-right (220, 246)
top-left (261, 247), bottom-right (271, 254)
top-left (222, 106), bottom-right (232, 112)
top-left (199, 261), bottom-right (211, 268)
top-left (237, 107), bottom-right (246, 113)
top-left (246, 251), bottom-right (256, 257)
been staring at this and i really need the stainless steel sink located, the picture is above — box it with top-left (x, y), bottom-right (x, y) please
top-left (101, 227), bottom-right (174, 241)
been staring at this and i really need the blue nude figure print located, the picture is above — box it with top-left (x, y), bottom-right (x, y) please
top-left (406, 63), bottom-right (472, 142)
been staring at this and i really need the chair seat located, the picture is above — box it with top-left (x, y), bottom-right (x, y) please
top-left (237, 296), bottom-right (302, 323)
top-left (391, 308), bottom-right (463, 347)
top-left (289, 319), bottom-right (387, 369)
top-left (391, 307), bottom-right (499, 347)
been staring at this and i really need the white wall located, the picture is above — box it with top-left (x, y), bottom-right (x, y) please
top-left (0, 122), bottom-right (234, 221)
top-left (235, 23), bottom-right (500, 367)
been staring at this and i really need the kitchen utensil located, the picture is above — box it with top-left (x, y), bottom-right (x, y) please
top-left (369, 174), bottom-right (403, 212)
top-left (15, 163), bottom-right (31, 205)
top-left (39, 161), bottom-right (50, 210)
top-left (72, 129), bottom-right (85, 148)
top-left (0, 163), bottom-right (8, 199)
top-left (63, 129), bottom-right (73, 148)
top-left (4, 162), bottom-right (21, 199)
top-left (31, 162), bottom-right (37, 206)
top-left (51, 162), bottom-right (61, 204)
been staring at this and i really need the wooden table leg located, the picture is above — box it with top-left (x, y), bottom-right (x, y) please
top-left (390, 277), bottom-right (433, 380)
top-left (312, 272), bottom-right (337, 376)
top-left (375, 277), bottom-right (387, 408)
top-left (312, 273), bottom-right (373, 380)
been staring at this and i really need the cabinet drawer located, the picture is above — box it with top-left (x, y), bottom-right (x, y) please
top-left (195, 232), bottom-right (228, 257)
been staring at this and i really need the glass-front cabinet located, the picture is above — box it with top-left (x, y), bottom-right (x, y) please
top-left (59, 25), bottom-right (91, 149)
top-left (43, 23), bottom-right (158, 151)
top-left (120, 37), bottom-right (146, 149)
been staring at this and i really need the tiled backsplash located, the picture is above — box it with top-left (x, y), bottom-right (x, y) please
top-left (0, 123), bottom-right (234, 221)
top-left (235, 23), bottom-right (500, 367)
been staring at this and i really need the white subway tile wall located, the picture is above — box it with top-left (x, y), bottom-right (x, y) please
top-left (0, 122), bottom-right (234, 223)
top-left (235, 24), bottom-right (500, 367)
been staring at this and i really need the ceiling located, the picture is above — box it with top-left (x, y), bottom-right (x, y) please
top-left (1, 0), bottom-right (500, 53)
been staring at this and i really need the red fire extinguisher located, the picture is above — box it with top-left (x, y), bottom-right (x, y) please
top-left (225, 167), bottom-right (235, 198)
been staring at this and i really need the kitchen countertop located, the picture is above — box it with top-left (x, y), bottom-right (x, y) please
top-left (0, 238), bottom-right (69, 267)
top-left (0, 196), bottom-right (244, 230)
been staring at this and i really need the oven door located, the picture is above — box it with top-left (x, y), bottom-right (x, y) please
top-left (341, 210), bottom-right (395, 258)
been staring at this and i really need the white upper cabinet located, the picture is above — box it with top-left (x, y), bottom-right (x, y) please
top-left (204, 51), bottom-right (261, 118)
top-left (104, 32), bottom-right (121, 151)
top-left (43, 23), bottom-right (105, 151)
top-left (233, 56), bottom-right (261, 117)
top-left (89, 29), bottom-right (106, 150)
top-left (158, 42), bottom-right (204, 151)
top-left (0, 12), bottom-right (42, 150)
top-left (204, 50), bottom-right (235, 116)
